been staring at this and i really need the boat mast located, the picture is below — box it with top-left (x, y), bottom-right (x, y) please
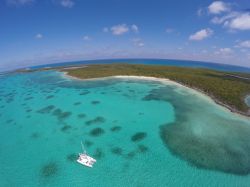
top-left (81, 141), bottom-right (87, 154)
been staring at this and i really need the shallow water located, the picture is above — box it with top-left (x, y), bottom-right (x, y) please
top-left (245, 95), bottom-right (250, 107)
top-left (0, 71), bottom-right (250, 186)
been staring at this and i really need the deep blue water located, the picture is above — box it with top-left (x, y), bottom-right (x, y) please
top-left (29, 59), bottom-right (250, 73)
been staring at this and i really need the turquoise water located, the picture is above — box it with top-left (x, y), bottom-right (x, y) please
top-left (246, 95), bottom-right (250, 107)
top-left (1, 71), bottom-right (250, 186)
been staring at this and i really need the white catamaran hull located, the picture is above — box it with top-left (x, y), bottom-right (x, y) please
top-left (77, 142), bottom-right (97, 168)
top-left (77, 159), bottom-right (93, 167)
top-left (77, 153), bottom-right (96, 168)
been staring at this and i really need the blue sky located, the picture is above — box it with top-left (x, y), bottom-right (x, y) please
top-left (0, 0), bottom-right (250, 71)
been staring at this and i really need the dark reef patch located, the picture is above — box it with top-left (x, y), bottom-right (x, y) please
top-left (40, 162), bottom-right (58, 178)
top-left (30, 132), bottom-right (40, 139)
top-left (122, 93), bottom-right (131, 98)
top-left (37, 105), bottom-right (55, 114)
top-left (111, 147), bottom-right (123, 155)
top-left (26, 109), bottom-right (32, 113)
top-left (52, 109), bottom-right (72, 120)
top-left (91, 100), bottom-right (100, 105)
top-left (122, 162), bottom-right (130, 172)
top-left (110, 126), bottom-right (122, 132)
top-left (74, 102), bottom-right (81, 106)
top-left (84, 140), bottom-right (93, 147)
top-left (89, 128), bottom-right (105, 137)
top-left (24, 96), bottom-right (33, 101)
top-left (61, 125), bottom-right (72, 132)
top-left (93, 148), bottom-right (104, 159)
top-left (79, 90), bottom-right (90, 95)
top-left (77, 113), bottom-right (86, 118)
top-left (6, 98), bottom-right (14, 103)
top-left (137, 144), bottom-right (148, 153)
top-left (85, 116), bottom-right (106, 126)
top-left (6, 119), bottom-right (14, 124)
top-left (67, 153), bottom-right (78, 162)
top-left (131, 132), bottom-right (147, 142)
top-left (46, 95), bottom-right (54, 99)
top-left (58, 111), bottom-right (72, 120)
top-left (126, 151), bottom-right (136, 159)
top-left (52, 108), bottom-right (62, 116)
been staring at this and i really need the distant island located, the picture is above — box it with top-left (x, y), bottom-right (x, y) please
top-left (16, 63), bottom-right (250, 116)
top-left (59, 64), bottom-right (250, 117)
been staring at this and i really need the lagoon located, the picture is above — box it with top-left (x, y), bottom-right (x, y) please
top-left (1, 70), bottom-right (250, 186)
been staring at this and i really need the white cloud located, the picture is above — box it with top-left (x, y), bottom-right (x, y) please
top-left (211, 16), bottom-right (223, 24)
top-left (237, 40), bottom-right (250, 48)
top-left (35, 33), bottom-right (43, 39)
top-left (197, 8), bottom-right (206, 16)
top-left (211, 12), bottom-right (250, 31)
top-left (137, 43), bottom-right (144, 47)
top-left (208, 1), bottom-right (230, 14)
top-left (240, 48), bottom-right (247, 53)
top-left (165, 28), bottom-right (174, 33)
top-left (226, 13), bottom-right (250, 30)
top-left (110, 24), bottom-right (129, 35)
top-left (131, 24), bottom-right (139, 33)
top-left (105, 24), bottom-right (140, 35)
top-left (131, 38), bottom-right (144, 47)
top-left (189, 28), bottom-right (213, 41)
top-left (215, 48), bottom-right (233, 55)
top-left (210, 12), bottom-right (238, 24)
top-left (7, 0), bottom-right (35, 5)
top-left (60, 0), bottom-right (74, 8)
top-left (83, 35), bottom-right (91, 41)
top-left (208, 1), bottom-right (250, 32)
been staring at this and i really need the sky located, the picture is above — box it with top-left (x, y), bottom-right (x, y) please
top-left (0, 0), bottom-right (250, 71)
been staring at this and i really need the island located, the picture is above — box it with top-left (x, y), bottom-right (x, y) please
top-left (60, 63), bottom-right (250, 116)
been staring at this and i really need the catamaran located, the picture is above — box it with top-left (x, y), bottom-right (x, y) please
top-left (77, 142), bottom-right (96, 168)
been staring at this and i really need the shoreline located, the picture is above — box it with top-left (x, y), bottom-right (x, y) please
top-left (62, 72), bottom-right (250, 118)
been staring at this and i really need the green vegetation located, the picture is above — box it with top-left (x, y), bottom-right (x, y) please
top-left (64, 64), bottom-right (250, 116)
